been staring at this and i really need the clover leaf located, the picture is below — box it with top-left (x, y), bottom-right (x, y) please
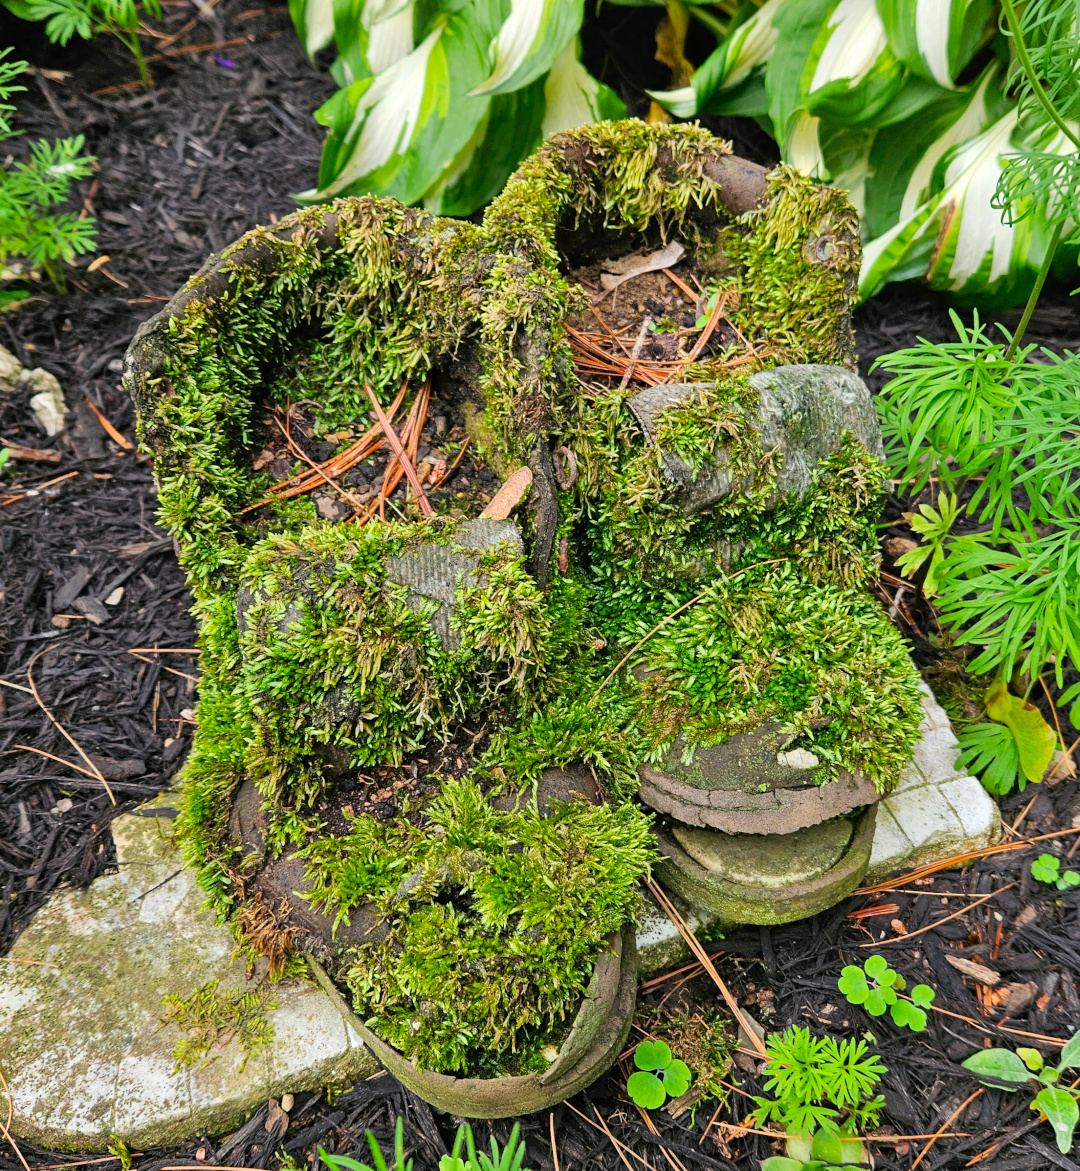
top-left (628, 1040), bottom-right (692, 1109)
top-left (1031, 854), bottom-right (1080, 890)
top-left (838, 957), bottom-right (934, 1032)
top-left (627, 1071), bottom-right (666, 1109)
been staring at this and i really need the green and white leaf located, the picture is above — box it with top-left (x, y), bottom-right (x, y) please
top-left (539, 34), bottom-right (625, 137)
top-left (861, 102), bottom-right (1079, 305)
top-left (651, 0), bottom-right (786, 119)
top-left (469, 0), bottom-right (584, 97)
top-left (301, 0), bottom-right (501, 207)
top-left (1034, 1086), bottom-right (1080, 1155)
top-left (290, 0), bottom-right (335, 57)
top-left (877, 0), bottom-right (995, 89)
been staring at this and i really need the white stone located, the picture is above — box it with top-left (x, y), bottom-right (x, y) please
top-left (1, 793), bottom-right (376, 1153)
top-left (0, 343), bottom-right (23, 391)
top-left (23, 367), bottom-right (67, 435)
top-left (776, 748), bottom-right (820, 770)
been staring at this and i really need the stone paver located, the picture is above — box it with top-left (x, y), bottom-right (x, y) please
top-left (0, 795), bottom-right (376, 1152)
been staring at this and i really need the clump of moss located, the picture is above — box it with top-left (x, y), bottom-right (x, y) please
top-left (633, 562), bottom-right (924, 792)
top-left (160, 978), bottom-right (277, 1073)
top-left (298, 776), bottom-right (654, 1075)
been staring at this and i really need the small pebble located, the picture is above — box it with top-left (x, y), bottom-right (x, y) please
top-left (104, 587), bottom-right (124, 606)
top-left (281, 1093), bottom-right (294, 1112)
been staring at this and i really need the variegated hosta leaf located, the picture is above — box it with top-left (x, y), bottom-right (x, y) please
top-left (290, 0), bottom-right (335, 57)
top-left (299, 0), bottom-right (503, 207)
top-left (877, 0), bottom-right (995, 90)
top-left (330, 0), bottom-right (416, 87)
top-left (423, 78), bottom-right (547, 216)
top-left (469, 0), bottom-right (585, 97)
top-left (860, 105), bottom-right (1080, 305)
top-left (423, 36), bottom-right (624, 217)
top-left (765, 0), bottom-right (904, 164)
top-left (863, 64), bottom-right (1008, 239)
top-left (650, 0), bottom-right (786, 119)
top-left (540, 35), bottom-right (626, 137)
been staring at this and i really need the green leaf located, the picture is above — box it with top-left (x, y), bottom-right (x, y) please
top-left (961, 1048), bottom-right (1032, 1089)
top-left (877, 0), bottom-right (995, 88)
top-left (662, 1059), bottom-right (692, 1098)
top-left (864, 955), bottom-right (889, 981)
top-left (958, 720), bottom-right (1024, 797)
top-left (863, 987), bottom-right (889, 1016)
top-left (890, 999), bottom-right (927, 1032)
top-left (469, 0), bottom-right (584, 97)
top-left (1032, 853), bottom-right (1062, 885)
top-left (1034, 1086), bottom-right (1079, 1154)
top-left (635, 1040), bottom-right (672, 1071)
top-left (627, 1070), bottom-right (666, 1110)
top-left (1040, 1067), bottom-right (1061, 1086)
top-left (838, 965), bottom-right (869, 1003)
top-left (760, 1160), bottom-right (804, 1171)
top-left (810, 1131), bottom-right (845, 1164)
top-left (1061, 871), bottom-right (1080, 888)
top-left (1018, 1048), bottom-right (1045, 1072)
top-left (1058, 1032), bottom-right (1080, 1071)
top-left (288, 0), bottom-right (334, 57)
top-left (911, 984), bottom-right (936, 1008)
top-left (985, 677), bottom-right (1057, 783)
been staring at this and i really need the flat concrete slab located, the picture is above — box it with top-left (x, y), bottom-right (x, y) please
top-left (0, 796), bottom-right (376, 1152)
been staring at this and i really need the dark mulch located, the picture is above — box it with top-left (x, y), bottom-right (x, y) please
top-left (4, 6), bottom-right (1080, 1171)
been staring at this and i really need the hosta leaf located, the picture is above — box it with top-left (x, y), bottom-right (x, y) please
top-left (423, 74), bottom-right (546, 216)
top-left (985, 677), bottom-right (1056, 784)
top-left (301, 0), bottom-right (502, 207)
top-left (877, 0), bottom-right (995, 89)
top-left (1035, 1087), bottom-right (1079, 1154)
top-left (962, 1047), bottom-right (1032, 1088)
top-left (651, 0), bottom-right (784, 119)
top-left (540, 35), bottom-right (625, 135)
top-left (290, 0), bottom-right (335, 56)
top-left (469, 0), bottom-right (584, 97)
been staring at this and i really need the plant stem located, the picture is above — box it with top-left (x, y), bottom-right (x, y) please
top-left (1005, 218), bottom-right (1063, 360)
top-left (41, 255), bottom-right (66, 293)
top-left (999, 0), bottom-right (1080, 151)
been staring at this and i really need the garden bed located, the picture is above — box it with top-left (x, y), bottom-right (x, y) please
top-left (4, 4), bottom-right (1080, 1170)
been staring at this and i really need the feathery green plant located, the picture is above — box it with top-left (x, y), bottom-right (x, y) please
top-left (749, 1026), bottom-right (885, 1144)
top-left (872, 2), bottom-right (1080, 798)
top-left (2, 0), bottom-right (161, 86)
top-left (0, 48), bottom-right (97, 294)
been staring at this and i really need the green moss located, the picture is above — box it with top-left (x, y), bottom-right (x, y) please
top-left (633, 562), bottom-right (923, 792)
top-left (298, 776), bottom-right (653, 1076)
top-left (130, 121), bottom-right (920, 1081)
top-left (159, 978), bottom-right (277, 1073)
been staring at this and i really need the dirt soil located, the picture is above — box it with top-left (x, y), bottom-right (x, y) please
top-left (5, 6), bottom-right (1080, 1171)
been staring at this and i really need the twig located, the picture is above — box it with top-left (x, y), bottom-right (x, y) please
top-left (549, 1112), bottom-right (560, 1171)
top-left (661, 267), bottom-right (700, 309)
top-left (83, 397), bottom-right (134, 450)
top-left (561, 1102), bottom-right (658, 1171)
top-left (859, 883), bottom-right (1017, 946)
top-left (645, 877), bottom-right (769, 1058)
top-left (618, 317), bottom-right (652, 392)
top-left (686, 289), bottom-right (728, 363)
top-left (0, 678), bottom-right (32, 694)
top-left (129, 651), bottom-right (200, 683)
top-left (145, 34), bottom-right (251, 62)
top-left (14, 744), bottom-right (100, 780)
top-left (0, 1067), bottom-right (30, 1171)
top-left (852, 827), bottom-right (1080, 895)
top-left (27, 652), bottom-right (115, 804)
top-left (364, 383), bottom-right (432, 515)
top-left (272, 414), bottom-right (367, 512)
top-left (127, 647), bottom-right (199, 654)
top-left (632, 1101), bottom-right (689, 1171)
top-left (910, 1089), bottom-right (982, 1171)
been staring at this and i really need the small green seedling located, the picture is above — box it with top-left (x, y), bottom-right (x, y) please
top-left (320, 1119), bottom-right (412, 1171)
top-left (1031, 853), bottom-right (1080, 891)
top-left (838, 955), bottom-right (935, 1031)
top-left (627, 1040), bottom-right (692, 1109)
top-left (963, 1032), bottom-right (1080, 1154)
top-left (760, 1160), bottom-right (849, 1171)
